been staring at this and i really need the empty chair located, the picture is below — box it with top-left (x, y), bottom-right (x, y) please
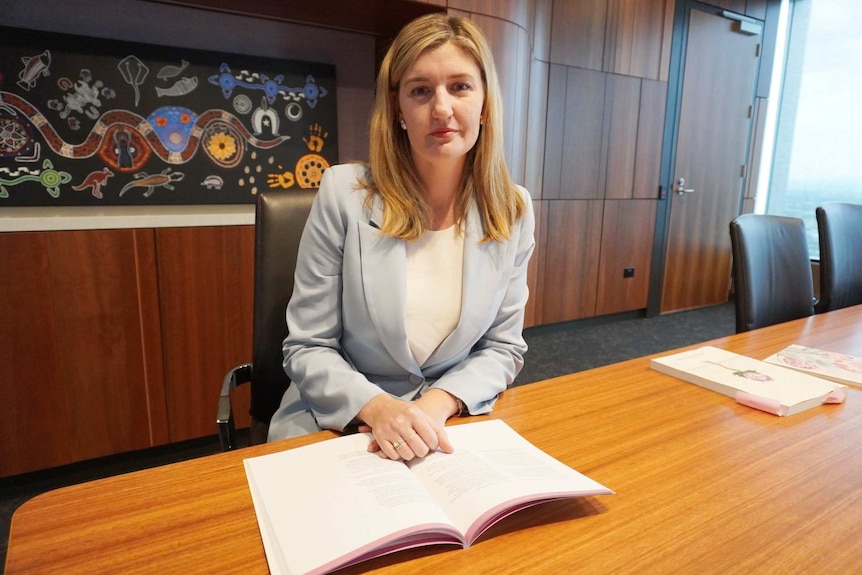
top-left (814, 202), bottom-right (862, 313)
top-left (217, 188), bottom-right (317, 450)
top-left (729, 214), bottom-right (815, 333)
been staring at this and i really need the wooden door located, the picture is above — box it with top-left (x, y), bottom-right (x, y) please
top-left (659, 4), bottom-right (762, 313)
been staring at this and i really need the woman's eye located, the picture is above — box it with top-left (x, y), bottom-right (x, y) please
top-left (410, 86), bottom-right (431, 97)
top-left (453, 83), bottom-right (470, 92)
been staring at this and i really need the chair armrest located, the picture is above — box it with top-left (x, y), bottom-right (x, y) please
top-left (217, 363), bottom-right (252, 451)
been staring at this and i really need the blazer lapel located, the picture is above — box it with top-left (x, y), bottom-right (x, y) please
top-left (359, 196), bottom-right (421, 374)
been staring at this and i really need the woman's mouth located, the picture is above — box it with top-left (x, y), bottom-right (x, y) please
top-left (431, 128), bottom-right (456, 137)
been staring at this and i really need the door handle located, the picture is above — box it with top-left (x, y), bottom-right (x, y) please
top-left (676, 177), bottom-right (695, 195)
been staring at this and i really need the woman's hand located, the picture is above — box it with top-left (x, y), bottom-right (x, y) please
top-left (357, 391), bottom-right (457, 460)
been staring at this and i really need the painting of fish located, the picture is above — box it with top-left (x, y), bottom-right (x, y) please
top-left (155, 76), bottom-right (198, 97)
top-left (156, 59), bottom-right (189, 80)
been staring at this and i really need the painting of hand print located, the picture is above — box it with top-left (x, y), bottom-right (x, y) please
top-left (0, 26), bottom-right (337, 206)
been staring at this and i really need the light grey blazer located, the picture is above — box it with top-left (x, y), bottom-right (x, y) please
top-left (267, 163), bottom-right (535, 441)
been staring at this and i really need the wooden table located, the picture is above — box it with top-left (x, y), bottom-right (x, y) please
top-left (6, 306), bottom-right (862, 574)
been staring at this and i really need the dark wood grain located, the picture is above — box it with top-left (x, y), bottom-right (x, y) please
top-left (524, 199), bottom-right (547, 328)
top-left (561, 68), bottom-right (606, 200)
top-left (633, 79), bottom-right (667, 200)
top-left (541, 200), bottom-right (604, 323)
top-left (47, 230), bottom-right (161, 460)
top-left (155, 225), bottom-right (255, 442)
top-left (603, 74), bottom-right (640, 200)
top-left (596, 199), bottom-right (657, 315)
top-left (549, 0), bottom-right (607, 71)
top-left (604, 0), bottom-right (675, 80)
top-left (0, 233), bottom-right (70, 476)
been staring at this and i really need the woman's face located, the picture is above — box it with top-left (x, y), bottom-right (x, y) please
top-left (397, 41), bottom-right (485, 172)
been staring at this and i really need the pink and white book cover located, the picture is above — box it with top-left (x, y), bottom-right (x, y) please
top-left (764, 345), bottom-right (862, 388)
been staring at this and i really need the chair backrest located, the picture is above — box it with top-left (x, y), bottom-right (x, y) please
top-left (815, 202), bottom-right (862, 313)
top-left (729, 214), bottom-right (815, 333)
top-left (250, 188), bottom-right (316, 425)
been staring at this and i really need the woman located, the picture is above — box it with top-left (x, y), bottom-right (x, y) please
top-left (268, 13), bottom-right (535, 461)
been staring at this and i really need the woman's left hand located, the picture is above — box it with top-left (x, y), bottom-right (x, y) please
top-left (358, 389), bottom-right (460, 461)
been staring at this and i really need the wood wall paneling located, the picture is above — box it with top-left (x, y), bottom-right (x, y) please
top-left (468, 13), bottom-right (531, 185)
top-left (603, 74), bottom-right (641, 200)
top-left (133, 229), bottom-right (170, 447)
top-left (532, 0), bottom-right (554, 63)
top-left (604, 0), bottom-right (675, 81)
top-left (595, 200), bottom-right (657, 315)
top-left (561, 67), bottom-right (607, 200)
top-left (542, 64), bottom-right (568, 199)
top-left (446, 0), bottom-right (535, 31)
top-left (633, 79), bottom-right (668, 199)
top-left (525, 58), bottom-right (550, 198)
top-left (0, 233), bottom-right (70, 477)
top-left (541, 200), bottom-right (604, 323)
top-left (549, 0), bottom-right (607, 70)
top-left (659, 0), bottom-right (675, 82)
top-left (156, 226), bottom-right (255, 442)
top-left (524, 199), bottom-right (548, 328)
top-left (149, 0), bottom-right (439, 37)
top-left (47, 230), bottom-right (161, 460)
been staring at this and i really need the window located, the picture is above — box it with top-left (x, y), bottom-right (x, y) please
top-left (765, 0), bottom-right (862, 259)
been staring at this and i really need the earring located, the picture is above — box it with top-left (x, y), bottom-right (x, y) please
top-left (399, 119), bottom-right (407, 130)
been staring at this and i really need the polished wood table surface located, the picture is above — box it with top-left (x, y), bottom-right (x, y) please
top-left (6, 305), bottom-right (862, 574)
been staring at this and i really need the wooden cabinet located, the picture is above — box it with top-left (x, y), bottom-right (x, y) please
top-left (155, 226), bottom-right (254, 442)
top-left (0, 226), bottom-right (257, 477)
top-left (0, 230), bottom-right (168, 477)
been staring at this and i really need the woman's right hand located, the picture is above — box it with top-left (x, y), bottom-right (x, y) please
top-left (357, 394), bottom-right (453, 461)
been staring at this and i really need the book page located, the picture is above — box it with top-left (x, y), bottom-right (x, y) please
top-left (244, 433), bottom-right (461, 575)
top-left (407, 420), bottom-right (613, 545)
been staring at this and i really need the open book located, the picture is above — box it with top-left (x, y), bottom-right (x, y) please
top-left (763, 345), bottom-right (862, 388)
top-left (650, 346), bottom-right (847, 416)
top-left (243, 419), bottom-right (613, 575)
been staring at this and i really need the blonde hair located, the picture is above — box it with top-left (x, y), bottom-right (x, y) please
top-left (362, 13), bottom-right (525, 242)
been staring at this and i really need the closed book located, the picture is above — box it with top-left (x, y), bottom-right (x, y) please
top-left (650, 346), bottom-right (847, 416)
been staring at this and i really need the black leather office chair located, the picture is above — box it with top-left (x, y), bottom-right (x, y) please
top-left (729, 214), bottom-right (815, 333)
top-left (217, 188), bottom-right (316, 451)
top-left (814, 202), bottom-right (862, 313)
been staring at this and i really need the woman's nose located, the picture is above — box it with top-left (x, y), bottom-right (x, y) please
top-left (431, 88), bottom-right (453, 119)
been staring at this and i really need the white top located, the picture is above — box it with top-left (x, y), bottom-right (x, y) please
top-left (405, 225), bottom-right (464, 365)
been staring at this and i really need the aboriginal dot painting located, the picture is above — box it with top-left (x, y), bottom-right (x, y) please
top-left (0, 26), bottom-right (338, 206)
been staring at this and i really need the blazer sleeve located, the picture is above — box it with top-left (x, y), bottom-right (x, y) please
top-left (429, 189), bottom-right (535, 414)
top-left (282, 168), bottom-right (386, 431)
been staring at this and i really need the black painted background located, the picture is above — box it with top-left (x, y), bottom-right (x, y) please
top-left (0, 26), bottom-right (337, 206)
